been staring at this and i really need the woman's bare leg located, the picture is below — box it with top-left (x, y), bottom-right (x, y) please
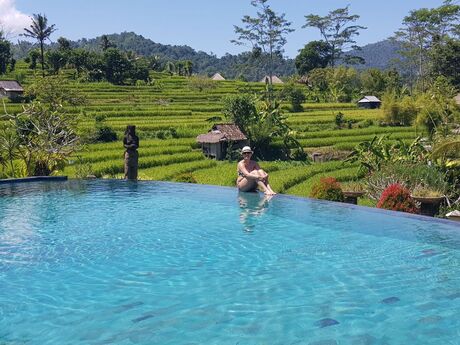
top-left (237, 177), bottom-right (258, 192)
top-left (256, 170), bottom-right (276, 195)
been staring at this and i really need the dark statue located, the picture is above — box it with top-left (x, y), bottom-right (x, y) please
top-left (123, 125), bottom-right (139, 180)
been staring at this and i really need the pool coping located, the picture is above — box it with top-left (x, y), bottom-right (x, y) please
top-left (0, 176), bottom-right (68, 185)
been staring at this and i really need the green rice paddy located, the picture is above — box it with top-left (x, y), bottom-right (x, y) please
top-left (1, 63), bottom-right (425, 205)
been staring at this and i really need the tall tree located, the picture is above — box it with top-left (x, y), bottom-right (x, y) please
top-left (184, 60), bottom-right (193, 77)
top-left (303, 6), bottom-right (366, 67)
top-left (69, 48), bottom-right (90, 78)
top-left (430, 38), bottom-right (460, 88)
top-left (23, 14), bottom-right (57, 77)
top-left (0, 31), bottom-right (13, 74)
top-left (295, 40), bottom-right (332, 75)
top-left (103, 48), bottom-right (129, 84)
top-left (100, 35), bottom-right (116, 51)
top-left (232, 0), bottom-right (294, 87)
top-left (392, 1), bottom-right (460, 90)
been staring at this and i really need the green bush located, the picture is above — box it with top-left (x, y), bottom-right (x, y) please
top-left (280, 83), bottom-right (306, 112)
top-left (95, 126), bottom-right (118, 142)
top-left (310, 177), bottom-right (344, 202)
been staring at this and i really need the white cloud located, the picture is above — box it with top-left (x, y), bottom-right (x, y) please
top-left (0, 0), bottom-right (31, 39)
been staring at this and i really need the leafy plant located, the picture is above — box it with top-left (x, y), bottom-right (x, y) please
top-left (346, 135), bottom-right (429, 175)
top-left (377, 183), bottom-right (417, 213)
top-left (411, 184), bottom-right (444, 198)
top-left (0, 127), bottom-right (20, 176)
top-left (365, 162), bottom-right (448, 201)
top-left (310, 177), bottom-right (344, 202)
top-left (25, 74), bottom-right (87, 110)
top-left (342, 181), bottom-right (364, 192)
top-left (1, 102), bottom-right (80, 176)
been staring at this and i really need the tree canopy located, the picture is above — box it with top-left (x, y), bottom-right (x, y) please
top-left (232, 0), bottom-right (294, 86)
top-left (295, 40), bottom-right (332, 75)
top-left (303, 6), bottom-right (366, 67)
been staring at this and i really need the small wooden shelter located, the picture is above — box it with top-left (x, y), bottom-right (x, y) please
top-left (211, 73), bottom-right (225, 81)
top-left (260, 75), bottom-right (284, 84)
top-left (196, 124), bottom-right (248, 160)
top-left (358, 96), bottom-right (381, 109)
top-left (0, 80), bottom-right (24, 99)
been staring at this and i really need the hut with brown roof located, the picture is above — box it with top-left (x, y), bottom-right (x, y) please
top-left (0, 80), bottom-right (24, 100)
top-left (196, 123), bottom-right (248, 160)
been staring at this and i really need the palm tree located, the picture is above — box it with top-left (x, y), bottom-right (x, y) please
top-left (23, 14), bottom-right (56, 77)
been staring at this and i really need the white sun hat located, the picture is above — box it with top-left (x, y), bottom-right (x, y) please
top-left (241, 146), bottom-right (253, 154)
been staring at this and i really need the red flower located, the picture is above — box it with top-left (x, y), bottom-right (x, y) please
top-left (377, 183), bottom-right (417, 214)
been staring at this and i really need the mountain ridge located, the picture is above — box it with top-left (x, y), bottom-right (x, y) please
top-left (12, 32), bottom-right (402, 79)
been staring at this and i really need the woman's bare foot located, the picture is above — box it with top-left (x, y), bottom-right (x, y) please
top-left (266, 184), bottom-right (277, 195)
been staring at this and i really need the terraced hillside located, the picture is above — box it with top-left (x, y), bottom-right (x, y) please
top-left (1, 63), bottom-right (424, 203)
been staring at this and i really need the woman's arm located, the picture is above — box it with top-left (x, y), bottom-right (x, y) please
top-left (237, 161), bottom-right (248, 177)
top-left (238, 162), bottom-right (258, 180)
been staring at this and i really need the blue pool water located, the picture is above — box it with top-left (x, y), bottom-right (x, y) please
top-left (0, 180), bottom-right (459, 345)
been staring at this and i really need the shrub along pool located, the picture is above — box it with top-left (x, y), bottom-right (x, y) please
top-left (0, 180), bottom-right (459, 344)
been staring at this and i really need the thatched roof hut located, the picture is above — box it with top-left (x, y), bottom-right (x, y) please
top-left (260, 75), bottom-right (284, 84)
top-left (196, 124), bottom-right (248, 160)
top-left (211, 73), bottom-right (225, 81)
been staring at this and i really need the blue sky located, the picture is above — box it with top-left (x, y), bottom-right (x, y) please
top-left (2, 0), bottom-right (446, 58)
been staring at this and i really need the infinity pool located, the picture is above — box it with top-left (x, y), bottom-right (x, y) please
top-left (0, 180), bottom-right (459, 344)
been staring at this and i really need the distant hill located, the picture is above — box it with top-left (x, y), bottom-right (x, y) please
top-left (12, 32), bottom-right (403, 79)
top-left (73, 32), bottom-right (296, 81)
top-left (344, 40), bottom-right (403, 70)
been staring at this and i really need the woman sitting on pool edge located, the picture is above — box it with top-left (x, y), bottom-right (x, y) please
top-left (237, 146), bottom-right (276, 195)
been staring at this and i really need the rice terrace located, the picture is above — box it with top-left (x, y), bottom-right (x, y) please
top-left (0, 0), bottom-right (459, 344)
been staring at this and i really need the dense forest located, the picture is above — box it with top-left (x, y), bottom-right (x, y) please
top-left (9, 32), bottom-right (401, 80)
